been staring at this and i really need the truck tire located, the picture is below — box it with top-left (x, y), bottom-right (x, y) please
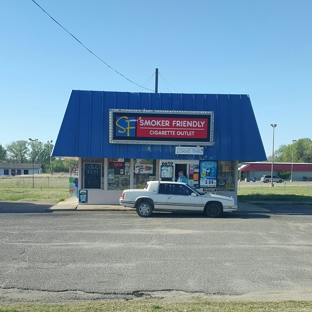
top-left (205, 202), bottom-right (222, 218)
top-left (136, 201), bottom-right (153, 218)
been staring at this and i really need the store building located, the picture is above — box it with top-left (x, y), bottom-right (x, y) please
top-left (53, 90), bottom-right (266, 204)
top-left (239, 162), bottom-right (312, 181)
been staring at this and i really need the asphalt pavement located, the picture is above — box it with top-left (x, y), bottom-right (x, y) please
top-left (49, 196), bottom-right (270, 213)
top-left (1, 202), bottom-right (312, 303)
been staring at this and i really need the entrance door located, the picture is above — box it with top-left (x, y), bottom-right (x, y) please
top-left (175, 164), bottom-right (187, 182)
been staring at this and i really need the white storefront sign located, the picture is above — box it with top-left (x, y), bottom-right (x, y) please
top-left (175, 146), bottom-right (204, 155)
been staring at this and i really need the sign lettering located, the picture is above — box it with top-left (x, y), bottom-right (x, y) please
top-left (109, 109), bottom-right (214, 146)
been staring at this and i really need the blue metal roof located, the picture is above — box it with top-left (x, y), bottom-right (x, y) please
top-left (53, 90), bottom-right (266, 161)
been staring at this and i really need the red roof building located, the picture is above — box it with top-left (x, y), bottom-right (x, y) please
top-left (239, 162), bottom-right (312, 181)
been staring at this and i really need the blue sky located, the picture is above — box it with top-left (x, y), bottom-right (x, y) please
top-left (1, 0), bottom-right (311, 157)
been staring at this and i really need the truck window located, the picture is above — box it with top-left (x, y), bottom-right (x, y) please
top-left (159, 183), bottom-right (167, 194)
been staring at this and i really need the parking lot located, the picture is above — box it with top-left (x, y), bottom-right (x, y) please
top-left (1, 201), bottom-right (312, 303)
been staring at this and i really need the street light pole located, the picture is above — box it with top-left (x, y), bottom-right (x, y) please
top-left (270, 124), bottom-right (277, 187)
top-left (29, 138), bottom-right (38, 188)
top-left (290, 139), bottom-right (297, 182)
top-left (47, 140), bottom-right (53, 175)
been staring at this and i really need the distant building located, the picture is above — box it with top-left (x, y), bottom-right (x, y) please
top-left (0, 163), bottom-right (42, 177)
top-left (239, 162), bottom-right (312, 181)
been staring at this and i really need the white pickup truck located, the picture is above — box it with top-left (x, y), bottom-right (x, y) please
top-left (119, 181), bottom-right (238, 218)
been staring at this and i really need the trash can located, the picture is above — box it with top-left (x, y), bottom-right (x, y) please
top-left (79, 189), bottom-right (88, 203)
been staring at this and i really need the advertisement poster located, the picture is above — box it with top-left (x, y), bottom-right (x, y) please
top-left (161, 166), bottom-right (173, 179)
top-left (134, 159), bottom-right (154, 174)
top-left (69, 167), bottom-right (79, 197)
top-left (160, 160), bottom-right (174, 180)
top-left (199, 161), bottom-right (217, 188)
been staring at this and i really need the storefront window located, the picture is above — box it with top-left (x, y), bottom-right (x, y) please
top-left (188, 163), bottom-right (200, 188)
top-left (134, 159), bottom-right (156, 189)
top-left (83, 163), bottom-right (102, 189)
top-left (217, 161), bottom-right (235, 191)
top-left (108, 158), bottom-right (130, 190)
top-left (81, 158), bottom-right (104, 190)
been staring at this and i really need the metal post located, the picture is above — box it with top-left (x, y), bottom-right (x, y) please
top-left (32, 161), bottom-right (35, 188)
top-left (47, 140), bottom-right (53, 174)
top-left (155, 68), bottom-right (158, 93)
top-left (270, 124), bottom-right (277, 187)
top-left (29, 138), bottom-right (38, 188)
top-left (290, 139), bottom-right (297, 182)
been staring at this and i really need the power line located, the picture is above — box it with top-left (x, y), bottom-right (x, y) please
top-left (31, 0), bottom-right (153, 91)
top-left (158, 71), bottom-right (178, 93)
top-left (140, 72), bottom-right (155, 91)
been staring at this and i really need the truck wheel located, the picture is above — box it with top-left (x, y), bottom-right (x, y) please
top-left (205, 203), bottom-right (222, 218)
top-left (136, 201), bottom-right (153, 217)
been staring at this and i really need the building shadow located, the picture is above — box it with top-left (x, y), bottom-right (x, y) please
top-left (0, 201), bottom-right (54, 213)
top-left (150, 210), bottom-right (271, 219)
top-left (257, 203), bottom-right (312, 216)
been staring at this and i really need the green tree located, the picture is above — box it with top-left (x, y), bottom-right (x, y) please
top-left (295, 138), bottom-right (312, 163)
top-left (40, 142), bottom-right (54, 173)
top-left (52, 158), bottom-right (78, 172)
top-left (274, 138), bottom-right (312, 163)
top-left (27, 140), bottom-right (55, 173)
top-left (6, 140), bottom-right (28, 163)
top-left (0, 144), bottom-right (6, 162)
top-left (28, 140), bottom-right (44, 164)
top-left (274, 144), bottom-right (288, 162)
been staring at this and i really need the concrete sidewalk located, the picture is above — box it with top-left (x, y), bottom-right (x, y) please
top-left (50, 196), bottom-right (269, 212)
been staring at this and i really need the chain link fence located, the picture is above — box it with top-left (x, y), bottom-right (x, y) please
top-left (0, 175), bottom-right (69, 189)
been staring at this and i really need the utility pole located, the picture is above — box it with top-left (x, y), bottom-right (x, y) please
top-left (47, 140), bottom-right (53, 175)
top-left (29, 138), bottom-right (38, 188)
top-left (270, 124), bottom-right (277, 187)
top-left (155, 68), bottom-right (158, 93)
top-left (290, 139), bottom-right (297, 182)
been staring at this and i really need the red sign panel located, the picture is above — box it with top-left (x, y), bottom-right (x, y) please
top-left (110, 109), bottom-right (214, 145)
top-left (136, 117), bottom-right (208, 139)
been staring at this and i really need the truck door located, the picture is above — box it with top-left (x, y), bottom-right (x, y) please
top-left (166, 183), bottom-right (202, 211)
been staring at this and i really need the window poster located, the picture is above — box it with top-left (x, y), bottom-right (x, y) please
top-left (134, 159), bottom-right (154, 174)
top-left (69, 167), bottom-right (79, 196)
top-left (84, 163), bottom-right (101, 189)
top-left (160, 160), bottom-right (174, 180)
top-left (199, 160), bottom-right (217, 188)
top-left (161, 166), bottom-right (173, 179)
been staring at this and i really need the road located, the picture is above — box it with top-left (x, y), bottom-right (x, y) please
top-left (1, 201), bottom-right (312, 303)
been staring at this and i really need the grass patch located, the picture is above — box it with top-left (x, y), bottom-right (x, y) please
top-left (0, 187), bottom-right (68, 202)
top-left (0, 174), bottom-right (69, 202)
top-left (1, 176), bottom-right (312, 204)
top-left (1, 300), bottom-right (312, 312)
top-left (238, 186), bottom-right (312, 202)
